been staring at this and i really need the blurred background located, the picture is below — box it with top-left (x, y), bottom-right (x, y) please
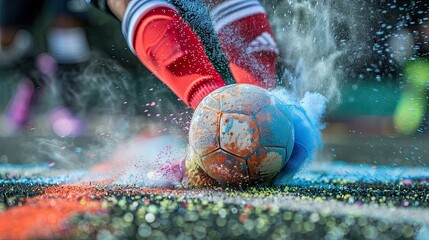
top-left (0, 0), bottom-right (428, 170)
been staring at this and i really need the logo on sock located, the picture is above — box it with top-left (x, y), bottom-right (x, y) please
top-left (246, 32), bottom-right (279, 54)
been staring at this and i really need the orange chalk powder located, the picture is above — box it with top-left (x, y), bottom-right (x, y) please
top-left (0, 184), bottom-right (107, 240)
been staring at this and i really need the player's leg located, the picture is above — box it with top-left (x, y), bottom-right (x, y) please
top-left (393, 59), bottom-right (429, 135)
top-left (0, 0), bottom-right (43, 66)
top-left (37, 0), bottom-right (92, 137)
top-left (87, 0), bottom-right (129, 20)
top-left (88, 0), bottom-right (226, 109)
top-left (47, 0), bottom-right (91, 66)
top-left (0, 0), bottom-right (45, 132)
top-left (204, 0), bottom-right (279, 89)
top-left (393, 12), bottom-right (429, 135)
top-left (87, 0), bottom-right (226, 187)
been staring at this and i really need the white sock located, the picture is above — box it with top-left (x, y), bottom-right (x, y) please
top-left (47, 27), bottom-right (91, 64)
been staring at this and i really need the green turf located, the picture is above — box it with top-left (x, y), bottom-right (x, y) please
top-left (1, 176), bottom-right (427, 239)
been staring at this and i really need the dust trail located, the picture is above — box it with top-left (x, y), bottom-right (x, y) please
top-left (270, 0), bottom-right (341, 102)
top-left (272, 89), bottom-right (326, 184)
top-left (269, 0), bottom-right (387, 104)
top-left (264, 0), bottom-right (389, 181)
top-left (23, 53), bottom-right (190, 186)
top-left (80, 135), bottom-right (186, 187)
top-left (26, 54), bottom-right (138, 169)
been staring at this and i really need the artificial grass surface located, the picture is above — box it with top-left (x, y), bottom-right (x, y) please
top-left (0, 162), bottom-right (427, 239)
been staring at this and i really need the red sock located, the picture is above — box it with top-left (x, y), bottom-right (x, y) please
top-left (210, 0), bottom-right (278, 89)
top-left (122, 1), bottom-right (226, 109)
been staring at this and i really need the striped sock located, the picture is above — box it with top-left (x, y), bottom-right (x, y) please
top-left (122, 0), bottom-right (226, 109)
top-left (47, 27), bottom-right (91, 64)
top-left (210, 0), bottom-right (278, 89)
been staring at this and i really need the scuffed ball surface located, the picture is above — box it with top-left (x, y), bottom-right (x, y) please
top-left (189, 84), bottom-right (295, 186)
top-left (185, 150), bottom-right (219, 188)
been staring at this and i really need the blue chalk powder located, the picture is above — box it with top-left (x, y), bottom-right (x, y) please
top-left (271, 89), bottom-right (327, 185)
top-left (291, 161), bottom-right (429, 186)
top-left (0, 163), bottom-right (85, 185)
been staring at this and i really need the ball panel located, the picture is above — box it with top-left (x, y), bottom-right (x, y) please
top-left (201, 149), bottom-right (249, 184)
top-left (189, 107), bottom-right (221, 156)
top-left (189, 84), bottom-right (297, 186)
top-left (247, 147), bottom-right (286, 180)
top-left (220, 84), bottom-right (271, 115)
top-left (220, 113), bottom-right (260, 158)
top-left (256, 105), bottom-right (293, 148)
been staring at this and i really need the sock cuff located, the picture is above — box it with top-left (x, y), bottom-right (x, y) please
top-left (47, 28), bottom-right (90, 64)
top-left (188, 79), bottom-right (226, 109)
top-left (122, 0), bottom-right (177, 54)
top-left (209, 0), bottom-right (266, 32)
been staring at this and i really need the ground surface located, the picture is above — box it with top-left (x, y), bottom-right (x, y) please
top-left (0, 158), bottom-right (428, 239)
top-left (0, 132), bottom-right (429, 240)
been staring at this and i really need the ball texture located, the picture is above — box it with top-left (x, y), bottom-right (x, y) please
top-left (189, 84), bottom-right (295, 186)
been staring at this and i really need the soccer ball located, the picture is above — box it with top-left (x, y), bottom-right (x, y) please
top-left (189, 84), bottom-right (295, 186)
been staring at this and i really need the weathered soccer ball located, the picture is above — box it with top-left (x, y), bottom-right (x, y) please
top-left (189, 84), bottom-right (295, 186)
